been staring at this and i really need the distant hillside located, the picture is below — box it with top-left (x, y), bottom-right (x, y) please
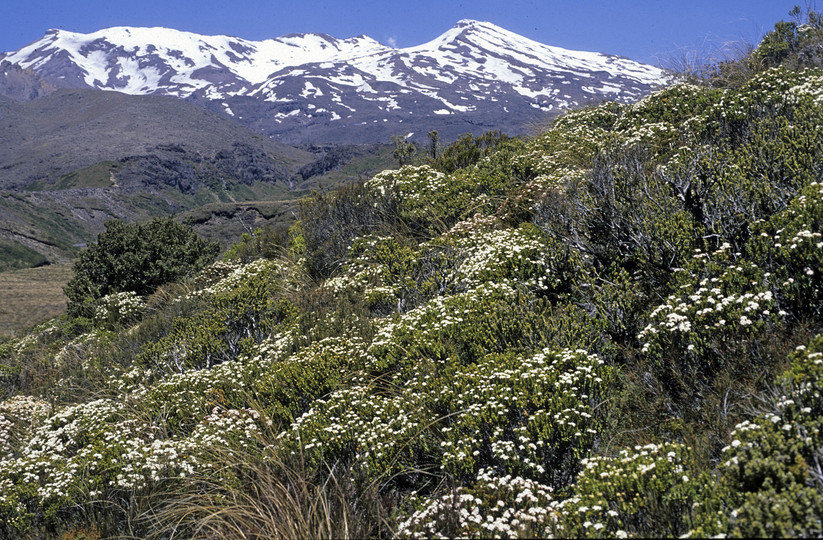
top-left (0, 86), bottom-right (416, 271)
top-left (0, 88), bottom-right (311, 190)
top-left (0, 62), bottom-right (56, 101)
top-left (0, 89), bottom-right (321, 269)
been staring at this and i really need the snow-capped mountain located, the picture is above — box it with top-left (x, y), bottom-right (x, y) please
top-left (1, 21), bottom-right (669, 143)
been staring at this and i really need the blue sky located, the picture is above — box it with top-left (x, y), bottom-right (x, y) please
top-left (0, 0), bottom-right (808, 65)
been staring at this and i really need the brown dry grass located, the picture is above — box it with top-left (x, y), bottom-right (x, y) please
top-left (0, 263), bottom-right (72, 337)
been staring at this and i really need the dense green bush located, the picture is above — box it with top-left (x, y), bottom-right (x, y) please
top-left (297, 180), bottom-right (400, 279)
top-left (691, 335), bottom-right (823, 537)
top-left (64, 217), bottom-right (219, 320)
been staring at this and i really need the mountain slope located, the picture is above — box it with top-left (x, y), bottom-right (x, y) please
top-left (1, 21), bottom-right (669, 143)
top-left (0, 88), bottom-right (311, 189)
top-left (0, 89), bottom-right (316, 267)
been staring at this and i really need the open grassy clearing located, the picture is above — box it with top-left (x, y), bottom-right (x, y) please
top-left (0, 264), bottom-right (72, 337)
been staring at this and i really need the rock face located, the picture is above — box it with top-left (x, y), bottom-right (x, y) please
top-left (1, 20), bottom-right (669, 143)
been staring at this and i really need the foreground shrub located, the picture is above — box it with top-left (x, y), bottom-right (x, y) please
top-left (691, 335), bottom-right (823, 537)
top-left (557, 442), bottom-right (697, 538)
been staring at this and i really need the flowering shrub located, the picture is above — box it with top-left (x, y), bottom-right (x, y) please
top-left (367, 281), bottom-right (521, 373)
top-left (282, 346), bottom-right (609, 498)
top-left (614, 83), bottom-right (719, 133)
top-left (186, 260), bottom-right (241, 291)
top-left (437, 349), bottom-right (610, 489)
top-left (137, 258), bottom-right (299, 377)
top-left (747, 182), bottom-right (823, 318)
top-left (366, 164), bottom-right (512, 232)
top-left (445, 223), bottom-right (570, 292)
top-left (557, 443), bottom-right (697, 538)
top-left (0, 398), bottom-right (265, 536)
top-left (691, 336), bottom-right (823, 537)
top-left (282, 382), bottom-right (430, 484)
top-left (188, 258), bottom-right (282, 298)
top-left (342, 234), bottom-right (434, 314)
top-left (639, 254), bottom-right (776, 358)
top-left (0, 395), bottom-right (50, 455)
top-left (94, 291), bottom-right (145, 327)
top-left (638, 246), bottom-right (780, 399)
top-left (397, 469), bottom-right (557, 538)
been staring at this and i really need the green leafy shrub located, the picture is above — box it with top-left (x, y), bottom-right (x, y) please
top-left (64, 218), bottom-right (219, 320)
top-left (752, 7), bottom-right (823, 70)
top-left (747, 181), bottom-right (823, 319)
top-left (430, 131), bottom-right (516, 174)
top-left (637, 245), bottom-right (781, 413)
top-left (557, 442), bottom-right (698, 538)
top-left (135, 259), bottom-right (298, 378)
top-left (223, 224), bottom-right (290, 262)
top-left (691, 335), bottom-right (823, 537)
top-left (298, 179), bottom-right (400, 279)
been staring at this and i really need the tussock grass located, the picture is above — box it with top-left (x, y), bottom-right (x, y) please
top-left (139, 431), bottom-right (396, 539)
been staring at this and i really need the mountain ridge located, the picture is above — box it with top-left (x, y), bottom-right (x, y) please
top-left (1, 20), bottom-right (669, 143)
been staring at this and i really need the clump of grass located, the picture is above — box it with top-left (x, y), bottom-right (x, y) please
top-left (140, 433), bottom-right (397, 539)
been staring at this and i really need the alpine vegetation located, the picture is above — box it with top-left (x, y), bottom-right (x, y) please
top-left (2, 9), bottom-right (823, 538)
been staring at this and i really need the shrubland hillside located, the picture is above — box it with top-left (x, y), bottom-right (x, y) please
top-left (2, 11), bottom-right (823, 538)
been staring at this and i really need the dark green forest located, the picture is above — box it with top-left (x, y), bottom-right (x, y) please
top-left (2, 9), bottom-right (823, 538)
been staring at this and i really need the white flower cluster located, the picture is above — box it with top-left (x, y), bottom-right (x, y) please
top-left (115, 329), bottom-right (297, 414)
top-left (368, 282), bottom-right (517, 355)
top-left (285, 383), bottom-right (423, 475)
top-left (784, 71), bottom-right (823, 106)
top-left (94, 291), bottom-right (145, 323)
top-left (442, 213), bottom-right (502, 239)
top-left (0, 398), bottom-right (265, 508)
top-left (438, 348), bottom-right (607, 477)
top-left (446, 225), bottom-right (560, 292)
top-left (191, 260), bottom-right (242, 288)
top-left (557, 442), bottom-right (692, 536)
top-left (518, 129), bottom-right (604, 178)
top-left (0, 395), bottom-right (51, 455)
top-left (53, 330), bottom-right (111, 369)
top-left (638, 260), bottom-right (775, 355)
top-left (396, 469), bottom-right (557, 538)
top-left (189, 258), bottom-right (281, 298)
top-left (621, 121), bottom-right (679, 151)
top-left (366, 165), bottom-right (448, 202)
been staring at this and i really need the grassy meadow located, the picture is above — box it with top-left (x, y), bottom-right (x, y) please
top-left (0, 264), bottom-right (71, 337)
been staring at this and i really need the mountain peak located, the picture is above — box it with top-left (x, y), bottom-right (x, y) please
top-left (454, 19), bottom-right (487, 27)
